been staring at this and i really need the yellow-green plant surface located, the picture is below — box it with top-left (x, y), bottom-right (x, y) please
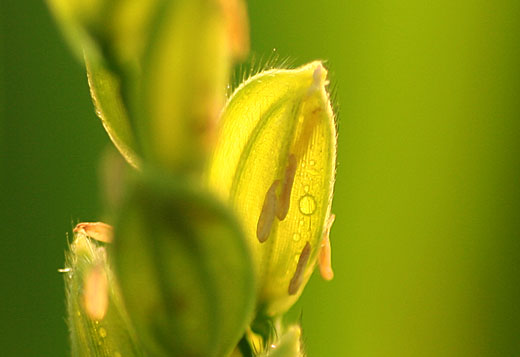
top-left (47, 0), bottom-right (337, 355)
top-left (207, 62), bottom-right (336, 317)
top-left (4, 0), bottom-right (519, 356)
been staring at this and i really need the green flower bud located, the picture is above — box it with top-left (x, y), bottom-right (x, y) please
top-left (207, 61), bottom-right (337, 317)
top-left (47, 0), bottom-right (157, 167)
top-left (258, 325), bottom-right (304, 357)
top-left (112, 171), bottom-right (256, 356)
top-left (63, 222), bottom-right (143, 357)
top-left (49, 0), bottom-right (250, 174)
top-left (47, 0), bottom-right (161, 68)
top-left (131, 0), bottom-right (238, 173)
top-left (240, 323), bottom-right (304, 357)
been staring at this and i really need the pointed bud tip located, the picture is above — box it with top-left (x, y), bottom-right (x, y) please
top-left (305, 61), bottom-right (328, 95)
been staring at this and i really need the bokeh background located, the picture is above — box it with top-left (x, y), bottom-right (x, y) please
top-left (1, 0), bottom-right (519, 355)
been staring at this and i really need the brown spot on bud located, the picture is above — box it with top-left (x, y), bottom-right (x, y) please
top-left (256, 180), bottom-right (280, 243)
top-left (288, 241), bottom-right (311, 295)
top-left (276, 154), bottom-right (297, 220)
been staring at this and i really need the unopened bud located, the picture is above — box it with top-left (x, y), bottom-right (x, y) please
top-left (112, 172), bottom-right (256, 356)
top-left (207, 61), bottom-right (337, 316)
top-left (63, 224), bottom-right (142, 356)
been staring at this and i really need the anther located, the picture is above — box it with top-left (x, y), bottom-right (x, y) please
top-left (83, 264), bottom-right (109, 320)
top-left (74, 222), bottom-right (113, 243)
top-left (276, 154), bottom-right (297, 220)
top-left (318, 214), bottom-right (335, 280)
top-left (288, 241), bottom-right (311, 295)
top-left (256, 180), bottom-right (280, 243)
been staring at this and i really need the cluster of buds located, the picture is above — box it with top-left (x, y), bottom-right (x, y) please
top-left (49, 0), bottom-right (337, 356)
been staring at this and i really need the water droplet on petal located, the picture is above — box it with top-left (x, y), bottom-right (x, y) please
top-left (298, 194), bottom-right (316, 215)
top-left (99, 327), bottom-right (107, 338)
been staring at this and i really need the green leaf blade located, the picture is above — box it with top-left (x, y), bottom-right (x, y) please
top-left (85, 54), bottom-right (140, 168)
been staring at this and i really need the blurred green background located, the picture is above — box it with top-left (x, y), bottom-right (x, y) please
top-left (1, 0), bottom-right (519, 355)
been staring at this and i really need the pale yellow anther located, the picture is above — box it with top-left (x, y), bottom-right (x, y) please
top-left (83, 264), bottom-right (109, 321)
top-left (256, 180), bottom-right (280, 243)
top-left (307, 62), bottom-right (326, 96)
top-left (318, 214), bottom-right (335, 281)
top-left (218, 0), bottom-right (250, 61)
top-left (73, 222), bottom-right (113, 243)
top-left (276, 154), bottom-right (297, 221)
top-left (288, 241), bottom-right (311, 295)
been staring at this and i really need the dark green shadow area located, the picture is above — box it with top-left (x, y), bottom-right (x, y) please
top-left (1, 1), bottom-right (108, 355)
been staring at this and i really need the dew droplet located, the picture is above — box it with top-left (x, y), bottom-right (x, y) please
top-left (309, 159), bottom-right (316, 166)
top-left (292, 233), bottom-right (301, 242)
top-left (304, 185), bottom-right (309, 192)
top-left (298, 194), bottom-right (316, 216)
top-left (99, 327), bottom-right (107, 338)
